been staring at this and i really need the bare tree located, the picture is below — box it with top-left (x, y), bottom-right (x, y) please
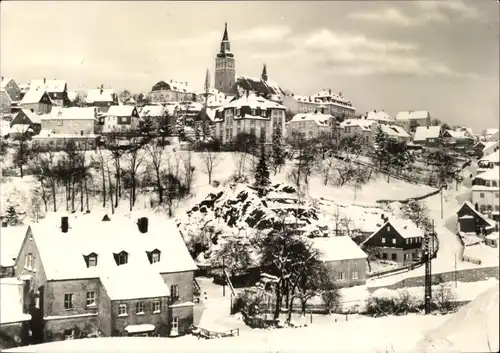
top-left (316, 156), bottom-right (337, 185)
top-left (181, 150), bottom-right (196, 194)
top-left (122, 136), bottom-right (147, 211)
top-left (334, 161), bottom-right (357, 187)
top-left (287, 135), bottom-right (316, 193)
top-left (201, 149), bottom-right (220, 185)
top-left (432, 282), bottom-right (456, 314)
top-left (94, 146), bottom-right (107, 208)
top-left (12, 136), bottom-right (31, 178)
top-left (145, 141), bottom-right (165, 204)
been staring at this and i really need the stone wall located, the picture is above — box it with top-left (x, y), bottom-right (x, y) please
top-left (368, 266), bottom-right (499, 292)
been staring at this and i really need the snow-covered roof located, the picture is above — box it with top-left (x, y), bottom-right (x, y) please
top-left (0, 278), bottom-right (31, 324)
top-left (0, 226), bottom-right (28, 267)
top-left (48, 107), bottom-right (97, 120)
top-left (29, 79), bottom-right (66, 93)
top-left (106, 105), bottom-right (136, 117)
top-left (313, 236), bottom-right (367, 262)
top-left (17, 109), bottom-right (42, 124)
top-left (340, 118), bottom-right (377, 131)
top-left (460, 201), bottom-right (496, 228)
top-left (367, 111), bottom-right (394, 122)
top-left (363, 218), bottom-right (424, 244)
top-left (413, 125), bottom-right (441, 141)
top-left (396, 111), bottom-right (429, 121)
top-left (140, 105), bottom-right (165, 118)
top-left (20, 88), bottom-right (49, 105)
top-left (86, 88), bottom-right (116, 104)
top-left (485, 128), bottom-right (499, 136)
top-left (99, 262), bottom-right (170, 301)
top-left (482, 140), bottom-right (499, 153)
top-left (0, 77), bottom-right (14, 89)
top-left (153, 80), bottom-right (196, 94)
top-left (235, 75), bottom-right (284, 98)
top-left (289, 111), bottom-right (333, 126)
top-left (480, 150), bottom-right (500, 163)
top-left (27, 213), bottom-right (197, 282)
top-left (380, 124), bottom-right (410, 138)
top-left (444, 130), bottom-right (474, 139)
top-left (473, 167), bottom-right (500, 182)
top-left (221, 92), bottom-right (286, 110)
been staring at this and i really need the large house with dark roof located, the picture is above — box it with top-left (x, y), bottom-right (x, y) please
top-left (456, 201), bottom-right (498, 236)
top-left (13, 213), bottom-right (198, 342)
top-left (29, 79), bottom-right (70, 107)
top-left (362, 217), bottom-right (424, 265)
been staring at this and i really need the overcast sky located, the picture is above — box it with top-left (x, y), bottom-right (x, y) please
top-left (1, 1), bottom-right (498, 131)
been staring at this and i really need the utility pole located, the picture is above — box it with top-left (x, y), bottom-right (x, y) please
top-left (440, 186), bottom-right (443, 220)
top-left (424, 220), bottom-right (433, 315)
top-left (222, 256), bottom-right (226, 297)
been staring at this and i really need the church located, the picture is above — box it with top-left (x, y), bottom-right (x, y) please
top-left (212, 23), bottom-right (285, 103)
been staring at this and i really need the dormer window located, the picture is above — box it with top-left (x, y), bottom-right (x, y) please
top-left (83, 252), bottom-right (98, 268)
top-left (146, 249), bottom-right (161, 264)
top-left (113, 251), bottom-right (128, 266)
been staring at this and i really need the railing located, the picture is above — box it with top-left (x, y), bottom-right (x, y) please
top-left (193, 278), bottom-right (201, 297)
top-left (190, 326), bottom-right (239, 340)
top-left (223, 268), bottom-right (236, 296)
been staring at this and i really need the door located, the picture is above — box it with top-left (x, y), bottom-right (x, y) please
top-left (171, 317), bottom-right (179, 336)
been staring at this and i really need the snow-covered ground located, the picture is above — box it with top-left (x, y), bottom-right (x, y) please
top-left (4, 315), bottom-right (451, 353)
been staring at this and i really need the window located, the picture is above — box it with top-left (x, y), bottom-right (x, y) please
top-left (86, 292), bottom-right (96, 306)
top-left (496, 193), bottom-right (499, 198)
top-left (493, 181), bottom-right (498, 187)
top-left (480, 205), bottom-right (487, 212)
top-left (337, 272), bottom-right (345, 280)
top-left (25, 253), bottom-right (34, 269)
top-left (352, 271), bottom-right (359, 280)
top-left (406, 239), bottom-right (409, 244)
top-left (136, 302), bottom-right (144, 314)
top-left (153, 300), bottom-right (161, 313)
top-left (170, 285), bottom-right (179, 300)
top-left (495, 205), bottom-right (499, 211)
top-left (152, 252), bottom-right (160, 263)
top-left (391, 253), bottom-right (397, 261)
top-left (480, 193), bottom-right (485, 198)
top-left (236, 109), bottom-right (240, 116)
top-left (404, 254), bottom-right (408, 261)
top-left (64, 293), bottom-right (74, 310)
top-left (118, 304), bottom-right (128, 316)
top-left (88, 254), bottom-right (97, 267)
top-left (114, 251), bottom-right (128, 266)
top-left (251, 109), bottom-right (256, 115)
top-left (387, 226), bottom-right (390, 231)
top-left (382, 253), bottom-right (388, 260)
top-left (261, 109), bottom-right (266, 117)
top-left (381, 237), bottom-right (386, 244)
top-left (392, 238), bottom-right (396, 245)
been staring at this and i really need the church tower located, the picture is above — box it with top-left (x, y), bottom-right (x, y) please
top-left (214, 23), bottom-right (235, 95)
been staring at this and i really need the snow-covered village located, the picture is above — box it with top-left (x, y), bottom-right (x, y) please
top-left (0, 1), bottom-right (499, 352)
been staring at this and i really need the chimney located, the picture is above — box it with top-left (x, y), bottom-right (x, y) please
top-left (373, 110), bottom-right (377, 113)
top-left (1, 76), bottom-right (3, 82)
top-left (43, 78), bottom-right (46, 84)
top-left (329, 88), bottom-right (332, 95)
top-left (380, 214), bottom-right (385, 220)
top-left (137, 217), bottom-right (149, 233)
top-left (339, 92), bottom-right (342, 97)
top-left (61, 216), bottom-right (69, 233)
top-left (100, 84), bottom-right (103, 94)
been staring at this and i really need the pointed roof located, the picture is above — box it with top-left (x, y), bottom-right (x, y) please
top-left (222, 22), bottom-right (229, 41)
top-left (261, 64), bottom-right (268, 81)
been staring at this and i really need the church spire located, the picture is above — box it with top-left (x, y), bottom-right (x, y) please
top-left (261, 63), bottom-right (268, 81)
top-left (219, 22), bottom-right (231, 54)
top-left (204, 68), bottom-right (211, 93)
top-left (222, 22), bottom-right (229, 41)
